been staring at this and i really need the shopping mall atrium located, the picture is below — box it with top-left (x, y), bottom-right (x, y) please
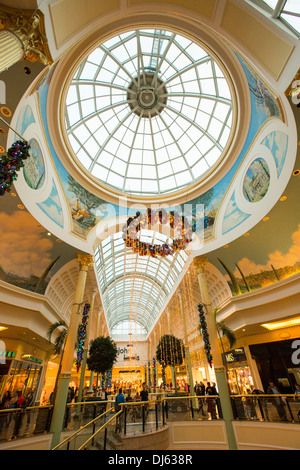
top-left (0, 0), bottom-right (299, 451)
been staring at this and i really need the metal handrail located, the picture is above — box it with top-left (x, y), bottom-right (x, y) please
top-left (78, 409), bottom-right (123, 450)
top-left (52, 406), bottom-right (114, 450)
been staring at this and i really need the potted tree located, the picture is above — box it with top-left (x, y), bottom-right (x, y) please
top-left (156, 334), bottom-right (185, 395)
top-left (87, 336), bottom-right (118, 396)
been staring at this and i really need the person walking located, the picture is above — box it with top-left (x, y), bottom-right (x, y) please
top-left (266, 380), bottom-right (287, 421)
top-left (140, 383), bottom-right (149, 423)
top-left (196, 384), bottom-right (206, 416)
top-left (115, 388), bottom-right (126, 433)
top-left (206, 382), bottom-right (217, 419)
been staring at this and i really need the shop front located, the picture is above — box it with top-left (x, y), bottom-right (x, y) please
top-left (222, 347), bottom-right (254, 394)
top-left (111, 366), bottom-right (145, 394)
top-left (0, 354), bottom-right (43, 406)
top-left (249, 338), bottom-right (300, 393)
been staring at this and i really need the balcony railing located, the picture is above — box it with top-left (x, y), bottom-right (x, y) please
top-left (0, 394), bottom-right (299, 446)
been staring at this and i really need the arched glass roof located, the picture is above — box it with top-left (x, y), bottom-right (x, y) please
top-left (65, 28), bottom-right (233, 195)
top-left (94, 230), bottom-right (189, 334)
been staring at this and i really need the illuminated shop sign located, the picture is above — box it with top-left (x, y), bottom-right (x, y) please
top-left (224, 348), bottom-right (246, 363)
top-left (0, 350), bottom-right (16, 358)
top-left (21, 354), bottom-right (43, 364)
top-left (119, 370), bottom-right (141, 374)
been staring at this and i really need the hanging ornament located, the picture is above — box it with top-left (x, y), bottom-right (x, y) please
top-left (198, 304), bottom-right (213, 368)
top-left (0, 140), bottom-right (31, 195)
top-left (122, 208), bottom-right (194, 258)
top-left (75, 303), bottom-right (90, 372)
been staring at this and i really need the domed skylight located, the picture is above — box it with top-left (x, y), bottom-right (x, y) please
top-left (65, 28), bottom-right (233, 195)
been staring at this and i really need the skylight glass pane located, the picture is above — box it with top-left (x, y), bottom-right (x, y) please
top-left (66, 28), bottom-right (233, 195)
top-left (281, 11), bottom-right (300, 33)
top-left (94, 230), bottom-right (190, 334)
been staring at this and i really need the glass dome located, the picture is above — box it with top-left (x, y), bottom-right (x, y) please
top-left (65, 28), bottom-right (233, 195)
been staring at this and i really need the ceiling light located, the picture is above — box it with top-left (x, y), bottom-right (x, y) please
top-left (244, 232), bottom-right (250, 237)
top-left (0, 326), bottom-right (8, 331)
top-left (47, 232), bottom-right (51, 236)
top-left (263, 216), bottom-right (269, 221)
top-left (280, 196), bottom-right (287, 201)
top-left (293, 169), bottom-right (300, 176)
top-left (261, 317), bottom-right (300, 330)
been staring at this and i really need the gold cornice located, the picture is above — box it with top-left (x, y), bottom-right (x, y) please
top-left (0, 3), bottom-right (53, 66)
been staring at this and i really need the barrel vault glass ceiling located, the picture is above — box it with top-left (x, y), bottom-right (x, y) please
top-left (65, 28), bottom-right (233, 195)
top-left (94, 230), bottom-right (190, 336)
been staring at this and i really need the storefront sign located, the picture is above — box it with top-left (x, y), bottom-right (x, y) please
top-left (119, 370), bottom-right (141, 373)
top-left (0, 350), bottom-right (16, 358)
top-left (21, 354), bottom-right (43, 364)
top-left (224, 347), bottom-right (247, 363)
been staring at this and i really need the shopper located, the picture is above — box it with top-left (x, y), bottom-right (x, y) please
top-left (140, 382), bottom-right (149, 401)
top-left (267, 380), bottom-right (287, 421)
top-left (205, 382), bottom-right (217, 419)
top-left (243, 389), bottom-right (255, 419)
top-left (115, 388), bottom-right (126, 433)
top-left (196, 384), bottom-right (206, 416)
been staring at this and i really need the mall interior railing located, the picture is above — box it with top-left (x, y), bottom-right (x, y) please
top-left (0, 394), bottom-right (299, 446)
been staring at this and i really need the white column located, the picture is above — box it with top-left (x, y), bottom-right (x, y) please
top-left (0, 30), bottom-right (23, 72)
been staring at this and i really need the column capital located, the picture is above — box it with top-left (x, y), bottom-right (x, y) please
top-left (0, 4), bottom-right (53, 65)
top-left (193, 256), bottom-right (208, 273)
top-left (77, 253), bottom-right (94, 270)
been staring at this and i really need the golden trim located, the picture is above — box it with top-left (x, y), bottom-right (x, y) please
top-left (0, 4), bottom-right (53, 66)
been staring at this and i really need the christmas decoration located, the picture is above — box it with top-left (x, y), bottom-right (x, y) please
top-left (161, 363), bottom-right (166, 388)
top-left (147, 361), bottom-right (151, 387)
top-left (153, 357), bottom-right (157, 388)
top-left (105, 368), bottom-right (112, 388)
top-left (122, 208), bottom-right (193, 258)
top-left (198, 304), bottom-right (213, 368)
top-left (0, 140), bottom-right (31, 195)
top-left (75, 303), bottom-right (90, 372)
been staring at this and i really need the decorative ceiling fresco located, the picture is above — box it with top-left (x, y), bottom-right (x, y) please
top-left (11, 43), bottom-right (295, 255)
top-left (207, 96), bottom-right (300, 296)
top-left (0, 61), bottom-right (87, 295)
top-left (0, 27), bottom-right (299, 307)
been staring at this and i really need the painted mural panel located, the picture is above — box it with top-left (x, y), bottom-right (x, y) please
top-left (23, 138), bottom-right (45, 190)
top-left (243, 158), bottom-right (270, 203)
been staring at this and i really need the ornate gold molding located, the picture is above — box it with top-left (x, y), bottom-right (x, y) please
top-left (193, 256), bottom-right (208, 273)
top-left (77, 253), bottom-right (94, 269)
top-left (285, 67), bottom-right (300, 99)
top-left (0, 4), bottom-right (53, 65)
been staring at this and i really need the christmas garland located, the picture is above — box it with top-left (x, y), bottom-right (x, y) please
top-left (75, 303), bottom-right (90, 372)
top-left (161, 363), bottom-right (166, 388)
top-left (198, 304), bottom-right (213, 368)
top-left (105, 368), bottom-right (112, 388)
top-left (0, 140), bottom-right (31, 195)
top-left (122, 208), bottom-right (193, 258)
top-left (153, 357), bottom-right (157, 388)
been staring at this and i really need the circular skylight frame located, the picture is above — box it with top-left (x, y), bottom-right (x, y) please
top-left (65, 27), bottom-right (234, 197)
